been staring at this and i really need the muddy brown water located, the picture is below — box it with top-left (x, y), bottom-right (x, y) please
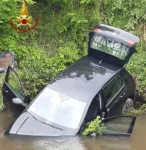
top-left (0, 110), bottom-right (146, 150)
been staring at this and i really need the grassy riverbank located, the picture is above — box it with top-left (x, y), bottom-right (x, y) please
top-left (1, 0), bottom-right (146, 110)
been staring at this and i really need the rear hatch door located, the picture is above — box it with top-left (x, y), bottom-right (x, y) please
top-left (88, 24), bottom-right (140, 67)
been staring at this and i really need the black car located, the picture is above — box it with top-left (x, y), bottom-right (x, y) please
top-left (2, 24), bottom-right (139, 137)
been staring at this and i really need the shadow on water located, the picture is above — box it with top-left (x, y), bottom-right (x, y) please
top-left (0, 109), bottom-right (146, 150)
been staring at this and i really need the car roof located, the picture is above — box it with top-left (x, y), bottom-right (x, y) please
top-left (48, 56), bottom-right (121, 103)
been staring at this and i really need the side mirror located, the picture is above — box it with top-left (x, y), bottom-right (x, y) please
top-left (12, 98), bottom-right (23, 105)
top-left (12, 98), bottom-right (27, 108)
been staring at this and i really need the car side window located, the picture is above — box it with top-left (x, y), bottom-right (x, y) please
top-left (7, 68), bottom-right (25, 99)
top-left (119, 69), bottom-right (131, 85)
top-left (117, 76), bottom-right (124, 89)
top-left (103, 76), bottom-right (124, 104)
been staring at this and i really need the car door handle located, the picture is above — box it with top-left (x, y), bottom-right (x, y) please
top-left (120, 93), bottom-right (125, 98)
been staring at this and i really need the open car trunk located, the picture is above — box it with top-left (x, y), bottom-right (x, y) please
top-left (88, 24), bottom-right (140, 67)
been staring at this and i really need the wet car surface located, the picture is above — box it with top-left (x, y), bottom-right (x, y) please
top-left (0, 110), bottom-right (146, 150)
top-left (2, 24), bottom-right (139, 136)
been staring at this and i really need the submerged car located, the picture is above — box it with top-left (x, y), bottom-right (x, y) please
top-left (2, 24), bottom-right (139, 137)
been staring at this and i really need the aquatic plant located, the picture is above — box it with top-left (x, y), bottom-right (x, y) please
top-left (82, 116), bottom-right (106, 136)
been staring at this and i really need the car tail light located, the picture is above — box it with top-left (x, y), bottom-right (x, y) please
top-left (126, 40), bottom-right (134, 46)
top-left (133, 75), bottom-right (137, 85)
top-left (93, 28), bottom-right (101, 33)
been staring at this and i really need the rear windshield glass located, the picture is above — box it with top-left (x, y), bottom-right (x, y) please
top-left (90, 34), bottom-right (130, 60)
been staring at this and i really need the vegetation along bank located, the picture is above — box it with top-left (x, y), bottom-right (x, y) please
top-left (1, 0), bottom-right (146, 110)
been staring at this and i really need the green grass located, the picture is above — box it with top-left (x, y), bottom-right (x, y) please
top-left (127, 104), bottom-right (146, 115)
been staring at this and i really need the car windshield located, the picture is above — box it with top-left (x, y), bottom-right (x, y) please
top-left (28, 87), bottom-right (87, 129)
top-left (90, 34), bottom-right (130, 60)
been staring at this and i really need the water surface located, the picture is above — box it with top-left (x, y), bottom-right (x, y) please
top-left (0, 110), bottom-right (146, 150)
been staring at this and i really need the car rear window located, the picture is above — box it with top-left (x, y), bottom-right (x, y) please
top-left (90, 34), bottom-right (130, 60)
top-left (103, 76), bottom-right (124, 104)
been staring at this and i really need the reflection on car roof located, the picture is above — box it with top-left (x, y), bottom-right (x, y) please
top-left (48, 56), bottom-right (120, 102)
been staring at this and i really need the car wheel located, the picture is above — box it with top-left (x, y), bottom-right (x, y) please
top-left (122, 98), bottom-right (134, 114)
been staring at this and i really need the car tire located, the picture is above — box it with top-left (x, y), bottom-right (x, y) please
top-left (122, 98), bottom-right (134, 114)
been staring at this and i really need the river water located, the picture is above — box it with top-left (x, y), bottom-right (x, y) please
top-left (0, 110), bottom-right (146, 150)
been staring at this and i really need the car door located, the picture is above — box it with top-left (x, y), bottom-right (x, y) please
top-left (101, 116), bottom-right (136, 136)
top-left (2, 66), bottom-right (27, 116)
top-left (102, 75), bottom-right (127, 117)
